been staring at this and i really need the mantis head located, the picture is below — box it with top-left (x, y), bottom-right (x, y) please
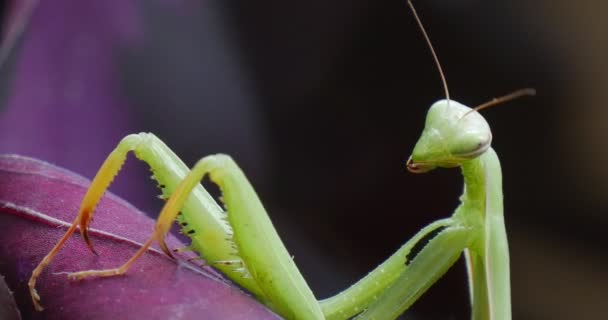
top-left (403, 1), bottom-right (492, 174)
top-left (403, 0), bottom-right (535, 174)
top-left (407, 100), bottom-right (491, 173)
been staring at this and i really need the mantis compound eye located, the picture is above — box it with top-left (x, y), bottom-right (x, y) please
top-left (449, 133), bottom-right (492, 160)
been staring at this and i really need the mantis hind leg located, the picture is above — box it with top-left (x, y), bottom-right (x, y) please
top-left (28, 133), bottom-right (219, 311)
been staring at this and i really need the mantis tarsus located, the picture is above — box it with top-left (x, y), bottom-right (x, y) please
top-left (28, 1), bottom-right (535, 319)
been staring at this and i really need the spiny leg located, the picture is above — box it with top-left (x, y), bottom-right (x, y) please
top-left (28, 133), bottom-right (217, 310)
top-left (70, 154), bottom-right (324, 319)
top-left (64, 154), bottom-right (219, 280)
top-left (28, 135), bottom-right (144, 310)
top-left (186, 155), bottom-right (323, 318)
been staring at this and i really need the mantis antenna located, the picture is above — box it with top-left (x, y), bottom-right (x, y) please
top-left (472, 88), bottom-right (536, 112)
top-left (407, 0), bottom-right (535, 114)
top-left (462, 88), bottom-right (537, 118)
top-left (407, 0), bottom-right (450, 101)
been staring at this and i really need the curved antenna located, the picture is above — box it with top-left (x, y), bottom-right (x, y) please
top-left (462, 88), bottom-right (536, 118)
top-left (407, 0), bottom-right (450, 101)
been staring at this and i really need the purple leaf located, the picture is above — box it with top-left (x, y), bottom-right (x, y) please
top-left (0, 154), bottom-right (280, 320)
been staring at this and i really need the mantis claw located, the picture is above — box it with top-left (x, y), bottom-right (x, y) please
top-left (81, 227), bottom-right (98, 255)
top-left (78, 207), bottom-right (98, 255)
top-left (28, 281), bottom-right (43, 311)
top-left (158, 237), bottom-right (175, 259)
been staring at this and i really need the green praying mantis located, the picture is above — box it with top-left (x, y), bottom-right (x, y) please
top-left (27, 1), bottom-right (535, 319)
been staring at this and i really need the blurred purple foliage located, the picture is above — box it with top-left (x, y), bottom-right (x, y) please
top-left (0, 1), bottom-right (281, 318)
top-left (0, 0), bottom-right (153, 209)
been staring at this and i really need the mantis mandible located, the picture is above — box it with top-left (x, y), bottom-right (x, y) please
top-left (27, 1), bottom-right (534, 319)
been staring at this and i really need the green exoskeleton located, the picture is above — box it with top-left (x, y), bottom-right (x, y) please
top-left (28, 1), bottom-right (534, 319)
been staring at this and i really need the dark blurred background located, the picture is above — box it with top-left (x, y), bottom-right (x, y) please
top-left (0, 0), bottom-right (606, 319)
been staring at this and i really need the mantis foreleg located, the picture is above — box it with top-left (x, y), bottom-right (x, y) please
top-left (358, 146), bottom-right (512, 320)
top-left (355, 225), bottom-right (472, 320)
top-left (319, 218), bottom-right (454, 320)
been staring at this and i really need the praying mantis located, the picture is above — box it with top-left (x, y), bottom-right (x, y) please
top-left (27, 1), bottom-right (535, 319)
